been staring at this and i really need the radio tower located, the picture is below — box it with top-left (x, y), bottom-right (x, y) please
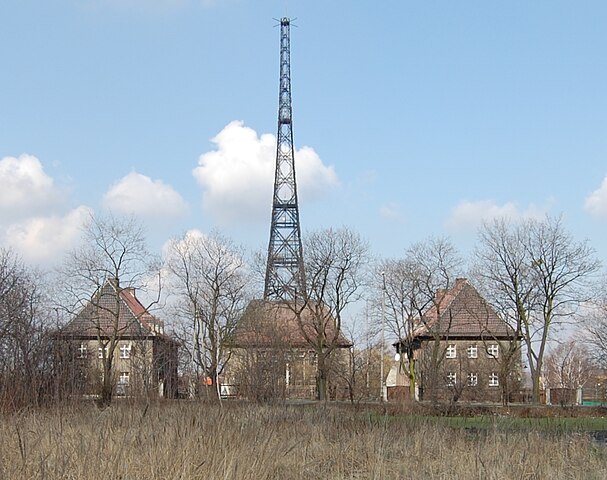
top-left (264, 17), bottom-right (306, 301)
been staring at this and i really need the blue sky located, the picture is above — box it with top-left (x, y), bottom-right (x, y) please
top-left (1, 0), bottom-right (606, 266)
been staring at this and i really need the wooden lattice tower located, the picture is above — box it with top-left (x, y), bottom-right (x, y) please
top-left (264, 17), bottom-right (306, 301)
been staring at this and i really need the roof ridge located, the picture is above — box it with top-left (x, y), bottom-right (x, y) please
top-left (118, 287), bottom-right (158, 335)
top-left (437, 278), bottom-right (468, 318)
top-left (409, 278), bottom-right (514, 340)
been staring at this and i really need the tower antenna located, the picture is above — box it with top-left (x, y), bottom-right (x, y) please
top-left (264, 17), bottom-right (306, 301)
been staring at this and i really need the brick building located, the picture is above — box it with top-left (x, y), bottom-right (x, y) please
top-left (393, 278), bottom-right (521, 403)
top-left (225, 299), bottom-right (351, 400)
top-left (57, 280), bottom-right (178, 399)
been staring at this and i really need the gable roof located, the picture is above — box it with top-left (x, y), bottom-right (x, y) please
top-left (60, 280), bottom-right (165, 339)
top-left (228, 299), bottom-right (352, 349)
top-left (411, 278), bottom-right (515, 340)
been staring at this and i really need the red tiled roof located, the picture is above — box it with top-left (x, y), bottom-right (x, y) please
top-left (120, 287), bottom-right (163, 333)
top-left (229, 299), bottom-right (352, 349)
top-left (411, 278), bottom-right (514, 340)
top-left (60, 280), bottom-right (165, 339)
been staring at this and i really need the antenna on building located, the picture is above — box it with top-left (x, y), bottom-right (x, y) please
top-left (263, 17), bottom-right (306, 302)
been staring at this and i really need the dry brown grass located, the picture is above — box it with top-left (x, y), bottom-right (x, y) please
top-left (0, 401), bottom-right (605, 479)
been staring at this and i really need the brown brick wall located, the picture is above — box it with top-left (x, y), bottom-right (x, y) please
top-left (415, 339), bottom-right (521, 403)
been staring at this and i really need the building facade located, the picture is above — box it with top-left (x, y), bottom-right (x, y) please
top-left (393, 278), bottom-right (521, 403)
top-left (225, 300), bottom-right (352, 400)
top-left (57, 280), bottom-right (178, 399)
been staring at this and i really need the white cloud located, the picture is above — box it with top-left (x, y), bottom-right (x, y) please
top-left (295, 146), bottom-right (340, 200)
top-left (446, 200), bottom-right (547, 231)
top-left (162, 228), bottom-right (205, 259)
top-left (102, 171), bottom-right (188, 220)
top-left (4, 206), bottom-right (92, 264)
top-left (193, 121), bottom-right (338, 224)
top-left (0, 154), bottom-right (64, 218)
top-left (584, 175), bottom-right (607, 218)
top-left (379, 202), bottom-right (403, 221)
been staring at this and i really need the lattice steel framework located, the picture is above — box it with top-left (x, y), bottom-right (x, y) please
top-left (264, 17), bottom-right (306, 301)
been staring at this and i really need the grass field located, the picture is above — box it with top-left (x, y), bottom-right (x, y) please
top-left (1, 401), bottom-right (606, 479)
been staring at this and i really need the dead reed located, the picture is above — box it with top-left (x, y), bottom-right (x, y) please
top-left (0, 401), bottom-right (605, 479)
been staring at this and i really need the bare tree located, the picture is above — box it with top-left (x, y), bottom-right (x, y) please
top-left (379, 257), bottom-right (418, 400)
top-left (544, 340), bottom-right (592, 389)
top-left (470, 221), bottom-right (529, 404)
top-left (330, 315), bottom-right (380, 403)
top-left (579, 283), bottom-right (607, 369)
top-left (0, 249), bottom-right (54, 411)
top-left (58, 214), bottom-right (158, 407)
top-left (165, 230), bottom-right (250, 400)
top-left (381, 237), bottom-right (463, 402)
top-left (474, 216), bottom-right (601, 403)
top-left (289, 227), bottom-right (369, 401)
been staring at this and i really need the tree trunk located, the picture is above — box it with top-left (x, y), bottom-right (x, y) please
top-left (99, 363), bottom-right (113, 408)
top-left (316, 354), bottom-right (327, 401)
top-left (408, 355), bottom-right (416, 401)
top-left (532, 360), bottom-right (543, 404)
top-left (526, 345), bottom-right (541, 404)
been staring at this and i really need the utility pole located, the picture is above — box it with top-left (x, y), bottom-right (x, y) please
top-left (366, 300), bottom-right (370, 390)
top-left (380, 271), bottom-right (386, 401)
top-left (264, 17), bottom-right (306, 302)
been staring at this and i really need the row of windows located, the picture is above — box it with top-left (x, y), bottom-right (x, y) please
top-left (446, 372), bottom-right (499, 387)
top-left (97, 372), bottom-right (130, 386)
top-left (445, 343), bottom-right (499, 359)
top-left (78, 343), bottom-right (132, 360)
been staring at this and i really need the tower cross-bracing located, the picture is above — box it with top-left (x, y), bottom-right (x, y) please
top-left (264, 17), bottom-right (306, 301)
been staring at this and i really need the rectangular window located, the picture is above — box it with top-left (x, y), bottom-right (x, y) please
top-left (447, 372), bottom-right (457, 387)
top-left (467, 373), bottom-right (478, 387)
top-left (446, 344), bottom-right (457, 359)
top-left (489, 372), bottom-right (499, 387)
top-left (98, 346), bottom-right (109, 359)
top-left (117, 372), bottom-right (130, 396)
top-left (78, 344), bottom-right (88, 359)
top-left (467, 344), bottom-right (478, 359)
top-left (487, 344), bottom-right (499, 358)
top-left (120, 343), bottom-right (132, 359)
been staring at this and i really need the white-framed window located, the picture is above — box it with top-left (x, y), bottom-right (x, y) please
top-left (78, 343), bottom-right (88, 359)
top-left (447, 372), bottom-right (457, 387)
top-left (117, 371), bottom-right (130, 396)
top-left (467, 344), bottom-right (478, 359)
top-left (446, 344), bottom-right (457, 359)
top-left (487, 344), bottom-right (499, 358)
top-left (98, 346), bottom-right (109, 359)
top-left (467, 373), bottom-right (478, 387)
top-left (120, 343), bottom-right (132, 359)
top-left (489, 372), bottom-right (499, 387)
